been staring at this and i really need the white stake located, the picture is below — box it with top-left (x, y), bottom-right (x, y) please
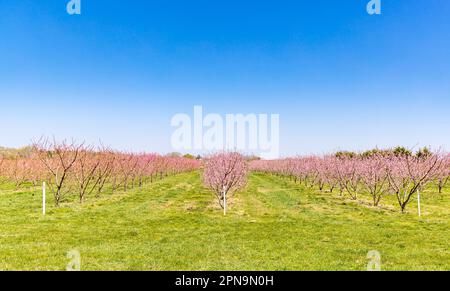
top-left (42, 182), bottom-right (46, 215)
top-left (417, 189), bottom-right (421, 218)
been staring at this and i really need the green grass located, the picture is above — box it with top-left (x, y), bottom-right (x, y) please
top-left (0, 172), bottom-right (449, 270)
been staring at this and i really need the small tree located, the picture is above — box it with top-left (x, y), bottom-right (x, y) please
top-left (95, 148), bottom-right (116, 196)
top-left (359, 154), bottom-right (390, 206)
top-left (335, 157), bottom-right (362, 200)
top-left (33, 138), bottom-right (83, 206)
top-left (387, 152), bottom-right (444, 212)
top-left (436, 154), bottom-right (450, 194)
top-left (74, 146), bottom-right (101, 203)
top-left (203, 152), bottom-right (248, 215)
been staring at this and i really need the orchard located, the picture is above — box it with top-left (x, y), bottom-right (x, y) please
top-left (0, 143), bottom-right (449, 270)
top-left (0, 139), bottom-right (201, 206)
top-left (250, 148), bottom-right (449, 213)
top-left (0, 142), bottom-right (448, 214)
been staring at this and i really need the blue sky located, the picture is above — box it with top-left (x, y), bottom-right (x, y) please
top-left (0, 0), bottom-right (449, 156)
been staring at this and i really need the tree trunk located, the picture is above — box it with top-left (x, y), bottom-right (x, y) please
top-left (223, 187), bottom-right (227, 215)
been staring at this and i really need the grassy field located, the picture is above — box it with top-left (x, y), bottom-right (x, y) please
top-left (0, 171), bottom-right (449, 270)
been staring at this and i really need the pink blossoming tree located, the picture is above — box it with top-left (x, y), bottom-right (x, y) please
top-left (203, 152), bottom-right (248, 215)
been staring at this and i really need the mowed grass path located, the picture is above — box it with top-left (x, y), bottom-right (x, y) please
top-left (0, 171), bottom-right (449, 270)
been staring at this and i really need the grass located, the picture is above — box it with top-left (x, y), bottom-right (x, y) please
top-left (0, 172), bottom-right (448, 270)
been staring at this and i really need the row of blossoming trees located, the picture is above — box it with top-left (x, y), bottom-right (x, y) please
top-left (250, 148), bottom-right (450, 212)
top-left (0, 139), bottom-right (201, 206)
top-left (1, 144), bottom-right (448, 213)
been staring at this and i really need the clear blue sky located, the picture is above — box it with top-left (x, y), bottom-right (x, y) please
top-left (0, 0), bottom-right (449, 156)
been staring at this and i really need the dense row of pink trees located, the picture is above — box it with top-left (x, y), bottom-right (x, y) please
top-left (0, 140), bottom-right (201, 206)
top-left (0, 155), bottom-right (43, 188)
top-left (203, 152), bottom-right (248, 215)
top-left (250, 150), bottom-right (449, 212)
